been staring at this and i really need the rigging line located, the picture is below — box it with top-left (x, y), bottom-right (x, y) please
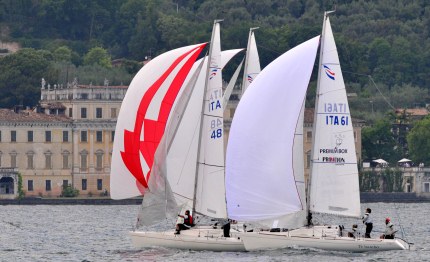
top-left (256, 44), bottom-right (283, 56)
top-left (342, 70), bottom-right (396, 110)
top-left (368, 75), bottom-right (396, 110)
top-left (318, 87), bottom-right (345, 96)
top-left (197, 162), bottom-right (224, 168)
top-left (342, 70), bottom-right (369, 77)
top-left (172, 192), bottom-right (193, 201)
top-left (393, 200), bottom-right (409, 242)
top-left (175, 118), bottom-right (200, 185)
top-left (203, 113), bottom-right (222, 118)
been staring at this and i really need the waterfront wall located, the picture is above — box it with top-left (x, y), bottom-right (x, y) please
top-left (0, 197), bottom-right (142, 205)
top-left (360, 192), bottom-right (430, 203)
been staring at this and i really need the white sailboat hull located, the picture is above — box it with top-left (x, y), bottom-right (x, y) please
top-left (129, 226), bottom-right (245, 252)
top-left (238, 226), bottom-right (410, 252)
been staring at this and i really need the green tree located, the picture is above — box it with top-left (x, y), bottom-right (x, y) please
top-left (407, 117), bottom-right (430, 164)
top-left (83, 47), bottom-right (111, 68)
top-left (0, 48), bottom-right (56, 108)
top-left (18, 173), bottom-right (25, 199)
top-left (61, 184), bottom-right (79, 197)
top-left (53, 46), bottom-right (72, 62)
top-left (362, 119), bottom-right (401, 163)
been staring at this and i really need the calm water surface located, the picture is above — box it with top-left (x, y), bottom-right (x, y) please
top-left (1, 202), bottom-right (429, 261)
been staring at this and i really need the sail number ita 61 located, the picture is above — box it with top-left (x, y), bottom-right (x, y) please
top-left (324, 102), bottom-right (349, 126)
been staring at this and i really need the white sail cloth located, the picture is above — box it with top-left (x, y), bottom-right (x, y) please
top-left (226, 36), bottom-right (320, 227)
top-left (166, 49), bottom-right (243, 215)
top-left (309, 17), bottom-right (361, 218)
top-left (110, 43), bottom-right (206, 200)
top-left (242, 28), bottom-right (261, 94)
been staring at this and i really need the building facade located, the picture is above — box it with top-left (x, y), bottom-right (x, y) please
top-left (0, 80), bottom-right (126, 198)
top-left (0, 80), bottom-right (364, 199)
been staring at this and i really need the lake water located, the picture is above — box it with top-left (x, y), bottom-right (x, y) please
top-left (1, 202), bottom-right (429, 261)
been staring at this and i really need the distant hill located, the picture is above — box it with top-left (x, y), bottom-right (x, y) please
top-left (1, 0), bottom-right (429, 119)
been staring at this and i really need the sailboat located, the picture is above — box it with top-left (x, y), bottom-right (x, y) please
top-left (111, 20), bottom-right (248, 251)
top-left (225, 12), bottom-right (410, 252)
top-left (241, 27), bottom-right (261, 94)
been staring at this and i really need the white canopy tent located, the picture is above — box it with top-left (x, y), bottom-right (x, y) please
top-left (398, 158), bottom-right (412, 163)
top-left (372, 159), bottom-right (388, 167)
top-left (373, 159), bottom-right (388, 164)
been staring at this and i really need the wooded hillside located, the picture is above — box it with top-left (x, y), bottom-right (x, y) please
top-left (1, 0), bottom-right (429, 119)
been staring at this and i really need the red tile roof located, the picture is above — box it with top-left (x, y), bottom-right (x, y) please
top-left (0, 109), bottom-right (71, 122)
top-left (395, 108), bottom-right (429, 116)
top-left (77, 85), bottom-right (128, 89)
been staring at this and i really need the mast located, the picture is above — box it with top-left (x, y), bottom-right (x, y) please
top-left (241, 27), bottom-right (259, 94)
top-left (306, 10), bottom-right (335, 226)
top-left (192, 20), bottom-right (223, 215)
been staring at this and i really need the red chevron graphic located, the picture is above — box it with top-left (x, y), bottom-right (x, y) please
top-left (120, 44), bottom-right (207, 193)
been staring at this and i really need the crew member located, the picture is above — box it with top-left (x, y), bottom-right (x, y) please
top-left (362, 208), bottom-right (373, 238)
top-left (175, 210), bottom-right (193, 235)
top-left (380, 217), bottom-right (396, 239)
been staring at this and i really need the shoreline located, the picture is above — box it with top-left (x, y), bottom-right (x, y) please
top-left (1, 192), bottom-right (429, 205)
top-left (0, 197), bottom-right (142, 205)
top-left (360, 192), bottom-right (430, 203)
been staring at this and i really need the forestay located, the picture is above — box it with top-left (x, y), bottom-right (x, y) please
top-left (309, 16), bottom-right (360, 217)
top-left (226, 36), bottom-right (320, 227)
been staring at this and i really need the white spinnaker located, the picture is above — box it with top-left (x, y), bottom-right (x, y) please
top-left (194, 21), bottom-right (226, 218)
top-left (242, 28), bottom-right (261, 94)
top-left (225, 36), bottom-right (320, 226)
top-left (110, 44), bottom-right (205, 200)
top-left (166, 49), bottom-right (243, 210)
top-left (309, 16), bottom-right (360, 217)
top-left (221, 49), bottom-right (244, 70)
top-left (256, 102), bottom-right (307, 229)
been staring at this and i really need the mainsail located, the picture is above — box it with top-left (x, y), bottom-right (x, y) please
top-left (309, 15), bottom-right (361, 217)
top-left (193, 20), bottom-right (227, 218)
top-left (225, 36), bottom-right (320, 227)
top-left (242, 28), bottom-right (261, 94)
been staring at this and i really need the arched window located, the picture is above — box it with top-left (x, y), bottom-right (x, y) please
top-left (0, 177), bottom-right (14, 194)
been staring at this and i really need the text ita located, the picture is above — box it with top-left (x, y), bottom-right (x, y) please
top-left (324, 103), bottom-right (347, 113)
top-left (209, 89), bottom-right (222, 112)
top-left (326, 115), bottom-right (349, 126)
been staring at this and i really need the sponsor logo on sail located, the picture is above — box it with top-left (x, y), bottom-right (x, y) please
top-left (209, 68), bottom-right (218, 80)
top-left (320, 148), bottom-right (347, 154)
top-left (320, 135), bottom-right (347, 154)
top-left (322, 157), bottom-right (345, 163)
top-left (323, 64), bottom-right (335, 80)
top-left (247, 74), bottom-right (254, 83)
